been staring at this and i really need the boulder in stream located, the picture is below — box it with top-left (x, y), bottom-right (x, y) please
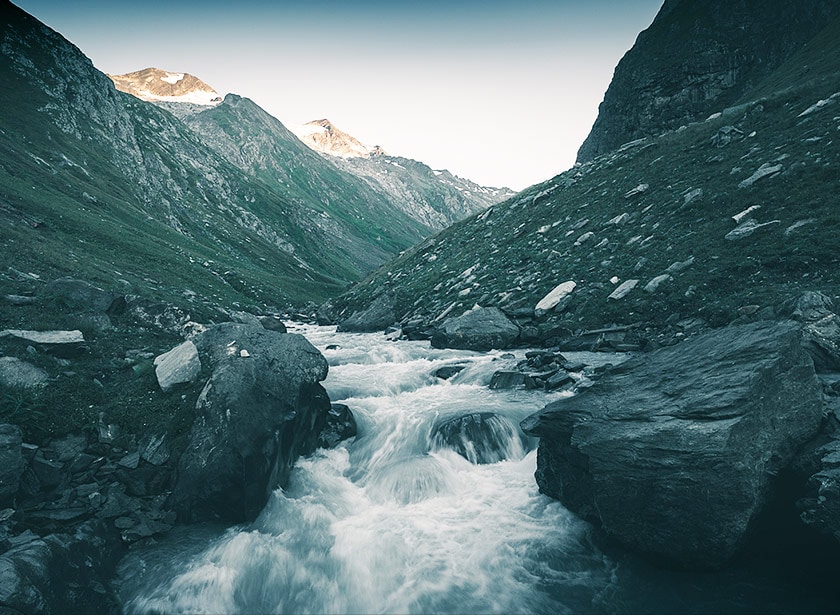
top-left (521, 320), bottom-right (822, 568)
top-left (169, 323), bottom-right (332, 523)
top-left (431, 307), bottom-right (520, 351)
top-left (431, 412), bottom-right (525, 464)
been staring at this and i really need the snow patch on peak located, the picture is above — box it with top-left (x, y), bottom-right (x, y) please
top-left (160, 72), bottom-right (184, 84)
top-left (290, 118), bottom-right (382, 159)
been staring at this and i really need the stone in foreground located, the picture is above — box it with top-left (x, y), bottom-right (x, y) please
top-left (431, 306), bottom-right (520, 351)
top-left (153, 340), bottom-right (201, 392)
top-left (521, 321), bottom-right (822, 569)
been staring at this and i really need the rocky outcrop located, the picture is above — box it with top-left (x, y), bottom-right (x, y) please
top-left (521, 321), bottom-right (822, 568)
top-left (776, 291), bottom-right (840, 371)
top-left (42, 278), bottom-right (122, 314)
top-left (577, 0), bottom-right (840, 162)
top-left (431, 307), bottom-right (520, 351)
top-left (169, 323), bottom-right (332, 523)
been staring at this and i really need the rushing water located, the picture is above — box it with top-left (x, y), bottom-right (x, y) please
top-left (117, 325), bottom-right (839, 614)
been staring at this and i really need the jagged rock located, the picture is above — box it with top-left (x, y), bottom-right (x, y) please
top-left (0, 357), bottom-right (49, 388)
top-left (153, 340), bottom-right (201, 392)
top-left (430, 412), bottom-right (525, 464)
top-left (431, 307), bottom-right (520, 351)
top-left (521, 321), bottom-right (822, 568)
top-left (317, 403), bottom-right (357, 449)
top-left (545, 371), bottom-right (574, 390)
top-left (738, 163), bottom-right (783, 189)
top-left (643, 274), bottom-right (672, 293)
top-left (42, 278), bottom-right (121, 313)
top-left (624, 183), bottom-right (648, 198)
top-left (608, 279), bottom-right (639, 300)
top-left (534, 281), bottom-right (576, 316)
top-left (0, 424), bottom-right (24, 507)
top-left (0, 519), bottom-right (122, 614)
top-left (337, 294), bottom-right (396, 332)
top-left (711, 125), bottom-right (744, 147)
top-left (777, 292), bottom-right (840, 371)
top-left (139, 434), bottom-right (170, 466)
top-left (170, 323), bottom-right (331, 523)
top-left (725, 218), bottom-right (780, 240)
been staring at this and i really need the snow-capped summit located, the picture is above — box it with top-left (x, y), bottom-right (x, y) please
top-left (108, 67), bottom-right (222, 106)
top-left (291, 119), bottom-right (383, 159)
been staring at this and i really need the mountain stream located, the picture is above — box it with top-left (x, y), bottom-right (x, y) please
top-left (117, 324), bottom-right (837, 614)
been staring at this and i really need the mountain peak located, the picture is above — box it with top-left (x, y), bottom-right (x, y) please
top-left (108, 67), bottom-right (222, 106)
top-left (292, 118), bottom-right (384, 158)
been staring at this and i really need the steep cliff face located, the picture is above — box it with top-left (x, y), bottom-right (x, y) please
top-left (577, 0), bottom-right (840, 162)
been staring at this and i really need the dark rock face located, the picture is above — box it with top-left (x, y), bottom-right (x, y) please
top-left (0, 424), bottom-right (24, 507)
top-left (0, 519), bottom-right (122, 614)
top-left (430, 412), bottom-right (525, 464)
top-left (577, 0), bottom-right (840, 162)
top-left (337, 294), bottom-right (396, 332)
top-left (431, 307), bottom-right (520, 351)
top-left (318, 403), bottom-right (357, 449)
top-left (170, 323), bottom-right (331, 523)
top-left (521, 321), bottom-right (822, 568)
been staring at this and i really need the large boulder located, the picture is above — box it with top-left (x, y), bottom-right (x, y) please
top-left (0, 357), bottom-right (49, 389)
top-left (42, 278), bottom-right (121, 313)
top-left (337, 294), bottom-right (397, 332)
top-left (430, 412), bottom-right (525, 464)
top-left (169, 323), bottom-right (332, 523)
top-left (153, 340), bottom-right (201, 392)
top-left (431, 306), bottom-right (520, 351)
top-left (521, 321), bottom-right (822, 568)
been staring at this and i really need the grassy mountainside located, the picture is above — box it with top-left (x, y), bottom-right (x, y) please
top-left (331, 15), bottom-right (840, 333)
top-left (0, 1), bottom-right (444, 312)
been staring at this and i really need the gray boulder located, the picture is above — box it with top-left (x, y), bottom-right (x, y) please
top-left (0, 357), bottom-right (49, 389)
top-left (430, 412), bottom-right (525, 464)
top-left (0, 424), bottom-right (24, 507)
top-left (153, 340), bottom-right (201, 392)
top-left (521, 321), bottom-right (822, 568)
top-left (169, 323), bottom-right (331, 523)
top-left (431, 307), bottom-right (520, 351)
top-left (42, 278), bottom-right (120, 313)
top-left (337, 294), bottom-right (397, 332)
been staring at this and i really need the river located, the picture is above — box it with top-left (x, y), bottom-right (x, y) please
top-left (116, 324), bottom-right (837, 613)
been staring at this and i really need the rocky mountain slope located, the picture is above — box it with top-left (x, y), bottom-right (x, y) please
top-left (0, 1), bottom-right (473, 313)
top-left (293, 118), bottom-right (514, 230)
top-left (331, 9), bottom-right (840, 342)
top-left (577, 0), bottom-right (840, 162)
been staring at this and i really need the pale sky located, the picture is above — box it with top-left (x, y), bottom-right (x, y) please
top-left (13, 0), bottom-right (663, 190)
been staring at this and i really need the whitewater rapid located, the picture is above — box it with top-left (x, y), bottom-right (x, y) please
top-left (117, 325), bottom-right (617, 613)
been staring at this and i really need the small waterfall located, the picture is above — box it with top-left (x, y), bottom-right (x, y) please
top-left (429, 412), bottom-right (528, 464)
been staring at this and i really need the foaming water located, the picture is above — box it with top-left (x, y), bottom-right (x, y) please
top-left (116, 325), bottom-right (837, 614)
top-left (117, 325), bottom-right (614, 613)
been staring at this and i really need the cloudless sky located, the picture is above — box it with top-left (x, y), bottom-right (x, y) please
top-left (13, 0), bottom-right (663, 190)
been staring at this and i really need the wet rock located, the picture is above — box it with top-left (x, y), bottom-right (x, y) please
top-left (0, 357), bottom-right (49, 388)
top-left (431, 307), bottom-right (520, 351)
top-left (434, 364), bottom-right (467, 380)
top-left (545, 371), bottom-right (574, 390)
top-left (522, 321), bottom-right (822, 569)
top-left (170, 323), bottom-right (332, 523)
top-left (430, 412), bottom-right (525, 464)
top-left (0, 425), bottom-right (24, 507)
top-left (315, 300), bottom-right (338, 326)
top-left (337, 294), bottom-right (396, 333)
top-left (42, 277), bottom-right (121, 313)
top-left (489, 371), bottom-right (528, 390)
top-left (317, 403), bottom-right (357, 449)
top-left (153, 340), bottom-right (201, 392)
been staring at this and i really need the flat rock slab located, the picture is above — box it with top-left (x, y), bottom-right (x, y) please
top-left (522, 320), bottom-right (822, 568)
top-left (1, 329), bottom-right (84, 345)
